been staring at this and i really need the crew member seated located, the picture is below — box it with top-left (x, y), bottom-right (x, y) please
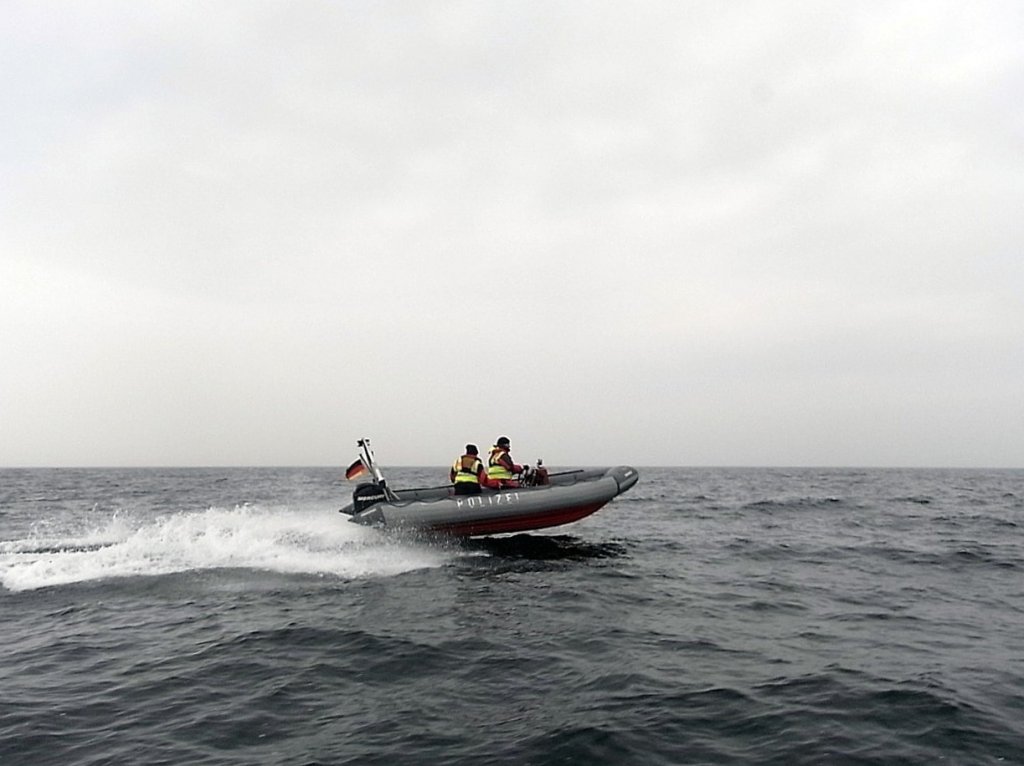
top-left (450, 444), bottom-right (486, 495)
top-left (485, 436), bottom-right (522, 489)
top-left (521, 458), bottom-right (550, 487)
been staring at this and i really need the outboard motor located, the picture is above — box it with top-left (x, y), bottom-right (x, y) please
top-left (352, 482), bottom-right (388, 512)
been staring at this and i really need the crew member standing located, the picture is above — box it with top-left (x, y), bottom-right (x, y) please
top-left (450, 444), bottom-right (486, 495)
top-left (487, 436), bottom-right (523, 489)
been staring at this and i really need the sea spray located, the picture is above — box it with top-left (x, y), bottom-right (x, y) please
top-left (0, 504), bottom-right (453, 592)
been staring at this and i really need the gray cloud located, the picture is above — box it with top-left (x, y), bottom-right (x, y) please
top-left (2, 1), bottom-right (1022, 467)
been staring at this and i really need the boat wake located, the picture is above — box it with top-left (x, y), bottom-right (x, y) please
top-left (0, 505), bottom-right (454, 593)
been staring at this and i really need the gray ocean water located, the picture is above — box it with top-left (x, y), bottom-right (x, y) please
top-left (1, 466), bottom-right (1022, 765)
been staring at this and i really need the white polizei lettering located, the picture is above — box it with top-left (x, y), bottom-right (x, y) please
top-left (455, 493), bottom-right (522, 511)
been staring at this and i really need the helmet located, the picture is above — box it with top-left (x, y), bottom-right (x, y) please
top-left (465, 444), bottom-right (478, 455)
top-left (496, 436), bottom-right (510, 448)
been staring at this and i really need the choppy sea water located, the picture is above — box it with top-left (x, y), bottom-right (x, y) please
top-left (1, 466), bottom-right (1022, 765)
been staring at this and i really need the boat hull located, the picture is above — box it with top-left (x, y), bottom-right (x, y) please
top-left (342, 466), bottom-right (639, 537)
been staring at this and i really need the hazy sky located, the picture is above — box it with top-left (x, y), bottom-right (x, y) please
top-left (2, 1), bottom-right (1022, 468)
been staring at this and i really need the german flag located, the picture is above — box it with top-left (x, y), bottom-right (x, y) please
top-left (345, 458), bottom-right (370, 481)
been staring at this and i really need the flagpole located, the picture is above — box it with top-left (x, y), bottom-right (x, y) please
top-left (358, 438), bottom-right (397, 500)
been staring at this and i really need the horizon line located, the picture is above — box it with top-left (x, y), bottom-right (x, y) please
top-left (1, 464), bottom-right (1022, 471)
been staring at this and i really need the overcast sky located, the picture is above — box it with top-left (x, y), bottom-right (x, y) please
top-left (2, 1), bottom-right (1022, 468)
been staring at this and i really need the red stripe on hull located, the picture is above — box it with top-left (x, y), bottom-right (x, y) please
top-left (431, 500), bottom-right (609, 537)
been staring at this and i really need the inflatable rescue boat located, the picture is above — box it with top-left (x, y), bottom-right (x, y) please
top-left (338, 440), bottom-right (639, 537)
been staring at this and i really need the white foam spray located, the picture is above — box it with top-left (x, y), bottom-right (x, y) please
top-left (0, 505), bottom-right (454, 592)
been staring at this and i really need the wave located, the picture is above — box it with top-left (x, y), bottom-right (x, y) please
top-left (462, 534), bottom-right (627, 561)
top-left (0, 505), bottom-right (454, 592)
top-left (742, 496), bottom-right (849, 511)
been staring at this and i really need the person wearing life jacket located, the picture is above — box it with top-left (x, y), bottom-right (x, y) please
top-left (449, 444), bottom-right (486, 495)
top-left (486, 436), bottom-right (523, 489)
